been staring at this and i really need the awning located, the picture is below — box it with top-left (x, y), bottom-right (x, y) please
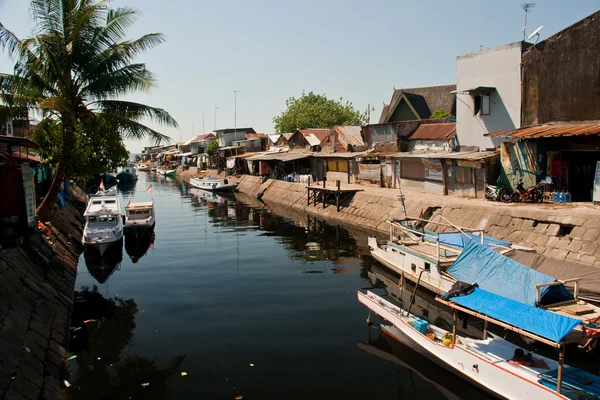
top-left (447, 241), bottom-right (573, 306)
top-left (391, 150), bottom-right (497, 161)
top-left (487, 122), bottom-right (600, 139)
top-left (451, 86), bottom-right (496, 95)
top-left (311, 152), bottom-right (366, 159)
top-left (246, 152), bottom-right (310, 162)
top-left (179, 152), bottom-right (194, 157)
top-left (227, 152), bottom-right (259, 160)
top-left (425, 232), bottom-right (510, 249)
top-left (0, 136), bottom-right (38, 149)
top-left (450, 288), bottom-right (581, 343)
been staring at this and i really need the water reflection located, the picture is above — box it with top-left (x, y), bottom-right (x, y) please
top-left (124, 226), bottom-right (155, 263)
top-left (69, 286), bottom-right (184, 399)
top-left (83, 241), bottom-right (123, 284)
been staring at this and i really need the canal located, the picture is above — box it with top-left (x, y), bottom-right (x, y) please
top-left (71, 172), bottom-right (492, 399)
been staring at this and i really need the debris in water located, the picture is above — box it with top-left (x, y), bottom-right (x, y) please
top-left (24, 346), bottom-right (30, 353)
top-left (83, 319), bottom-right (97, 324)
top-left (303, 270), bottom-right (325, 274)
top-left (97, 357), bottom-right (101, 360)
top-left (235, 396), bottom-right (243, 400)
top-left (141, 382), bottom-right (150, 388)
top-left (67, 355), bottom-right (78, 361)
top-left (180, 372), bottom-right (187, 376)
top-left (64, 380), bottom-right (71, 388)
top-left (249, 364), bottom-right (254, 367)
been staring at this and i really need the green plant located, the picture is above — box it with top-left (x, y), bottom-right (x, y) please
top-left (430, 109), bottom-right (455, 119)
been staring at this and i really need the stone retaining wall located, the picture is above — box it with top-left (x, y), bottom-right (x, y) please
top-left (236, 175), bottom-right (600, 268)
top-left (1, 199), bottom-right (84, 399)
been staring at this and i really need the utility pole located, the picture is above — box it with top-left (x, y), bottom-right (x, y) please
top-left (233, 90), bottom-right (240, 142)
top-left (214, 106), bottom-right (219, 130)
top-left (522, 3), bottom-right (536, 41)
top-left (202, 113), bottom-right (205, 134)
top-left (367, 103), bottom-right (371, 124)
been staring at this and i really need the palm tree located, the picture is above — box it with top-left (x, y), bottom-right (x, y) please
top-left (0, 0), bottom-right (177, 221)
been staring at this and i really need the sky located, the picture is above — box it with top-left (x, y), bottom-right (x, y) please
top-left (0, 0), bottom-right (598, 153)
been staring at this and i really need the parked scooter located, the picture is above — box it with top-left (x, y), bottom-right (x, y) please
top-left (510, 180), bottom-right (543, 203)
top-left (485, 183), bottom-right (511, 202)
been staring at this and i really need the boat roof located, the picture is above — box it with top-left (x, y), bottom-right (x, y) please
top-left (84, 195), bottom-right (121, 216)
top-left (125, 201), bottom-right (154, 209)
top-left (425, 231), bottom-right (511, 249)
top-left (439, 288), bottom-right (582, 345)
top-left (447, 241), bottom-right (573, 307)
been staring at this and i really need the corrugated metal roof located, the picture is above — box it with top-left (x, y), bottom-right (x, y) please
top-left (487, 122), bottom-right (600, 139)
top-left (391, 150), bottom-right (497, 160)
top-left (409, 123), bottom-right (456, 140)
top-left (190, 133), bottom-right (215, 143)
top-left (246, 152), bottom-right (310, 162)
top-left (335, 126), bottom-right (364, 147)
top-left (245, 133), bottom-right (266, 139)
top-left (305, 134), bottom-right (322, 147)
top-left (311, 152), bottom-right (366, 159)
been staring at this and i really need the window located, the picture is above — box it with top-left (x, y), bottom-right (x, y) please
top-left (473, 94), bottom-right (491, 116)
top-left (424, 262), bottom-right (431, 272)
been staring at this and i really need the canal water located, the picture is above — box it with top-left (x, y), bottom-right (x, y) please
top-left (71, 172), bottom-right (492, 399)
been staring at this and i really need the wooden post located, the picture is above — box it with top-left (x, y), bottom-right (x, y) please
top-left (557, 345), bottom-right (565, 395)
top-left (323, 177), bottom-right (326, 188)
top-left (452, 310), bottom-right (458, 346)
top-left (482, 320), bottom-right (489, 340)
top-left (307, 176), bottom-right (311, 206)
top-left (336, 180), bottom-right (341, 211)
top-left (406, 270), bottom-right (423, 317)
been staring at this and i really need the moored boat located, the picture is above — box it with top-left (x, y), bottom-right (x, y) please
top-left (137, 163), bottom-right (151, 171)
top-left (116, 164), bottom-right (138, 182)
top-left (189, 177), bottom-right (237, 192)
top-left (82, 188), bottom-right (124, 256)
top-left (156, 167), bottom-right (176, 176)
top-left (124, 200), bottom-right (155, 230)
top-left (358, 288), bottom-right (600, 400)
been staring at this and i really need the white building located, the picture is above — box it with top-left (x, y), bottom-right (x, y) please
top-left (455, 42), bottom-right (531, 151)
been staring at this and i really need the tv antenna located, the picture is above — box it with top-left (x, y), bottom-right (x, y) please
top-left (521, 2), bottom-right (536, 41)
top-left (527, 25), bottom-right (544, 43)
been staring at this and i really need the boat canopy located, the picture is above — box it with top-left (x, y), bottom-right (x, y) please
top-left (425, 232), bottom-right (510, 249)
top-left (447, 241), bottom-right (573, 306)
top-left (450, 287), bottom-right (581, 343)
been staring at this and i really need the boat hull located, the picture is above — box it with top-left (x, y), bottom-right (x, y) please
top-left (84, 234), bottom-right (123, 256)
top-left (116, 172), bottom-right (138, 183)
top-left (189, 178), bottom-right (237, 192)
top-left (358, 291), bottom-right (567, 400)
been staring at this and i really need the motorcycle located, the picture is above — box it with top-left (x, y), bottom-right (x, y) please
top-left (485, 183), bottom-right (511, 202)
top-left (510, 180), bottom-right (543, 203)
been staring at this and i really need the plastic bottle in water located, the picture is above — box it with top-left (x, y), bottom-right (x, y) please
top-left (565, 191), bottom-right (572, 203)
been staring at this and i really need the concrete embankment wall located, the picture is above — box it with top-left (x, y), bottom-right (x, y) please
top-left (236, 175), bottom-right (600, 268)
top-left (1, 198), bottom-right (84, 399)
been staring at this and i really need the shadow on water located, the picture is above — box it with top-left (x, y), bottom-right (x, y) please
top-left (83, 240), bottom-right (123, 284)
top-left (124, 226), bottom-right (155, 263)
top-left (68, 286), bottom-right (184, 399)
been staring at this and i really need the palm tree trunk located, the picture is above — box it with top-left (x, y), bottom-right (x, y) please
top-left (36, 117), bottom-right (75, 222)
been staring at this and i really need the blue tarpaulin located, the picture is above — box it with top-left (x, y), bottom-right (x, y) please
top-left (450, 288), bottom-right (581, 343)
top-left (425, 232), bottom-right (511, 249)
top-left (447, 241), bottom-right (573, 306)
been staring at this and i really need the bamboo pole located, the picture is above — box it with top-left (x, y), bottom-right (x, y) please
top-left (406, 270), bottom-right (424, 317)
top-left (483, 320), bottom-right (489, 340)
top-left (557, 345), bottom-right (565, 394)
top-left (452, 310), bottom-right (458, 346)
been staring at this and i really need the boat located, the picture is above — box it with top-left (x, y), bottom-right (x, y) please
top-left (370, 217), bottom-right (600, 344)
top-left (137, 163), bottom-right (151, 171)
top-left (156, 167), bottom-right (176, 176)
top-left (124, 200), bottom-right (155, 230)
top-left (116, 164), bottom-right (138, 183)
top-left (358, 287), bottom-right (600, 400)
top-left (82, 188), bottom-right (124, 256)
top-left (189, 177), bottom-right (237, 192)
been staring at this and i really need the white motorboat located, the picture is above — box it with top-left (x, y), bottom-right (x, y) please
top-left (156, 168), bottom-right (176, 176)
top-left (358, 289), bottom-right (599, 400)
top-left (189, 177), bottom-right (237, 192)
top-left (124, 200), bottom-right (155, 230)
top-left (82, 188), bottom-right (124, 256)
top-left (137, 164), bottom-right (151, 171)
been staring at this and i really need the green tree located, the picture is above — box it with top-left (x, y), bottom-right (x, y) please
top-left (0, 0), bottom-right (178, 221)
top-left (430, 109), bottom-right (454, 119)
top-left (206, 138), bottom-right (219, 158)
top-left (273, 91), bottom-right (367, 133)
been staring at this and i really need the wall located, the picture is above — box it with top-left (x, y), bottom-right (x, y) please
top-left (389, 98), bottom-right (418, 122)
top-left (522, 11), bottom-right (600, 125)
top-left (456, 42), bottom-right (525, 150)
top-left (408, 139), bottom-right (454, 153)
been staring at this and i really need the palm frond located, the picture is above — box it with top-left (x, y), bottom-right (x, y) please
top-left (0, 22), bottom-right (23, 59)
top-left (93, 100), bottom-right (178, 127)
top-left (81, 63), bottom-right (156, 98)
top-left (102, 114), bottom-right (171, 145)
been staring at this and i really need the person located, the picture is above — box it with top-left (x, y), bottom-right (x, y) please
top-left (579, 315), bottom-right (600, 353)
top-left (509, 348), bottom-right (533, 366)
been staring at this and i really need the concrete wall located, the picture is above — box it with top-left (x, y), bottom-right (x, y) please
top-left (408, 139), bottom-right (455, 153)
top-left (456, 42), bottom-right (525, 151)
top-left (522, 11), bottom-right (600, 125)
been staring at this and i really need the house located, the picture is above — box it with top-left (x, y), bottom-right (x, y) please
top-left (407, 123), bottom-right (457, 153)
top-left (288, 129), bottom-right (330, 153)
top-left (266, 133), bottom-right (292, 150)
top-left (455, 42), bottom-right (532, 151)
top-left (189, 133), bottom-right (216, 154)
top-left (321, 126), bottom-right (367, 153)
top-left (379, 84), bottom-right (456, 124)
top-left (214, 127), bottom-right (256, 147)
top-left (1, 118), bottom-right (31, 138)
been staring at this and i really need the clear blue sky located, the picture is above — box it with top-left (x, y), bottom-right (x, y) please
top-left (1, 0), bottom-right (598, 153)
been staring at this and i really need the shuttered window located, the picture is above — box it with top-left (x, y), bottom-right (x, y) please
top-left (456, 166), bottom-right (473, 183)
top-left (327, 160), bottom-right (349, 172)
top-left (400, 160), bottom-right (425, 180)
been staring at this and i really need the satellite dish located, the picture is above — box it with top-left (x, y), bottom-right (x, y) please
top-left (527, 25), bottom-right (544, 40)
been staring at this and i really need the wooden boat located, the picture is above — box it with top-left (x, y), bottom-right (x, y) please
top-left (156, 168), bottom-right (176, 176)
top-left (358, 288), bottom-right (600, 400)
top-left (124, 200), bottom-right (155, 230)
top-left (189, 177), bottom-right (237, 192)
top-left (116, 164), bottom-right (138, 182)
top-left (370, 217), bottom-right (600, 344)
top-left (82, 188), bottom-right (124, 256)
top-left (137, 163), bottom-right (151, 171)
